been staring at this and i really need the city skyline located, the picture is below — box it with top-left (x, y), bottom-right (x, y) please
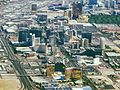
top-left (0, 0), bottom-right (120, 90)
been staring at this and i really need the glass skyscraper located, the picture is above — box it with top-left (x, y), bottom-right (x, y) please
top-left (88, 0), bottom-right (97, 5)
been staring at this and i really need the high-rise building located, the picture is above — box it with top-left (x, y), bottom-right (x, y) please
top-left (64, 9), bottom-right (72, 20)
top-left (57, 31), bottom-right (65, 45)
top-left (62, 0), bottom-right (68, 6)
top-left (72, 2), bottom-right (83, 20)
top-left (79, 0), bottom-right (83, 13)
top-left (46, 45), bottom-right (52, 55)
top-left (47, 64), bottom-right (55, 77)
top-left (104, 0), bottom-right (110, 8)
top-left (88, 0), bottom-right (97, 5)
top-left (29, 28), bottom-right (42, 38)
top-left (65, 67), bottom-right (81, 80)
top-left (82, 38), bottom-right (89, 48)
top-left (31, 4), bottom-right (37, 11)
top-left (88, 0), bottom-right (97, 8)
top-left (18, 29), bottom-right (29, 42)
top-left (49, 35), bottom-right (56, 46)
top-left (100, 37), bottom-right (105, 49)
top-left (111, 0), bottom-right (117, 8)
top-left (72, 2), bottom-right (78, 20)
top-left (18, 28), bottom-right (33, 46)
top-left (31, 33), bottom-right (35, 47)
top-left (31, 4), bottom-right (37, 14)
top-left (80, 0), bottom-right (83, 6)
top-left (105, 0), bottom-right (117, 8)
top-left (82, 32), bottom-right (92, 43)
top-left (38, 43), bottom-right (46, 53)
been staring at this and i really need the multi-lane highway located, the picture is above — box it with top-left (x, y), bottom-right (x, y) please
top-left (0, 1), bottom-right (40, 89)
top-left (0, 29), bottom-right (34, 90)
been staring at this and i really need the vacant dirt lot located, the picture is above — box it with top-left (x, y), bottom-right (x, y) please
top-left (0, 79), bottom-right (20, 90)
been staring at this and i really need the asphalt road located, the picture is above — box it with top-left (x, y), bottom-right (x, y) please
top-left (0, 30), bottom-right (34, 90)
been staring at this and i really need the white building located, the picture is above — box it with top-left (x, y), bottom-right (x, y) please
top-left (100, 37), bottom-right (106, 49)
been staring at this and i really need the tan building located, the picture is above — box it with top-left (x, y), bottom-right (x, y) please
top-left (65, 67), bottom-right (81, 80)
top-left (47, 64), bottom-right (55, 77)
top-left (77, 15), bottom-right (89, 23)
